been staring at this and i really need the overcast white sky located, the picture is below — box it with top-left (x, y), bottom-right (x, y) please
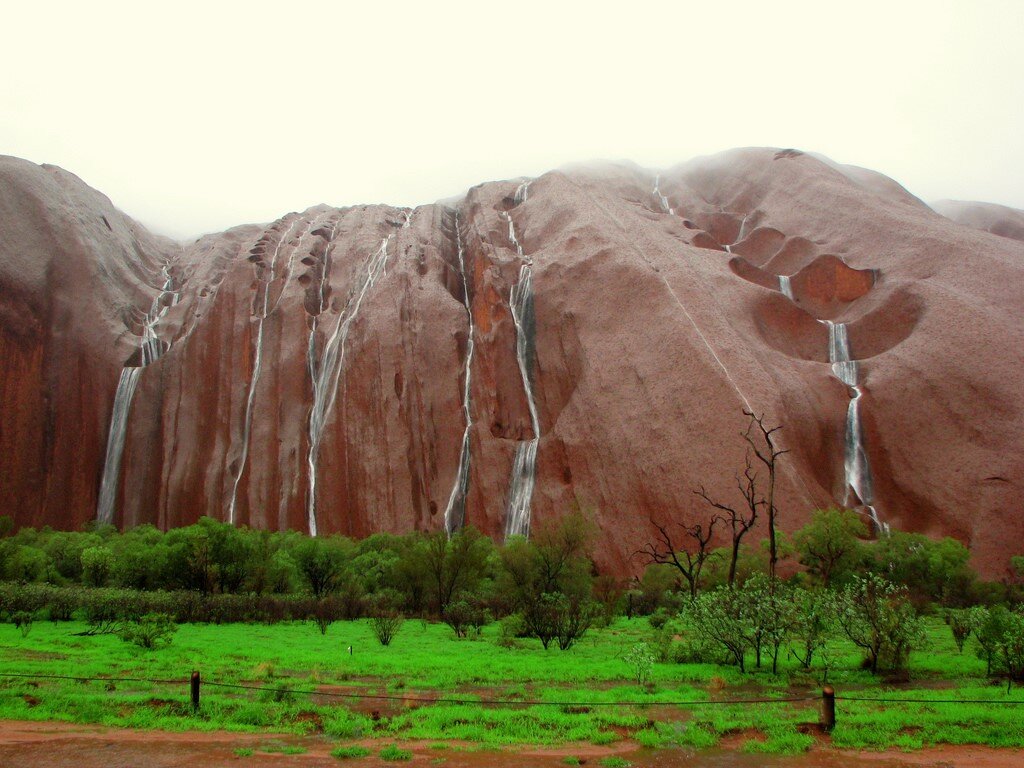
top-left (2, 0), bottom-right (1022, 239)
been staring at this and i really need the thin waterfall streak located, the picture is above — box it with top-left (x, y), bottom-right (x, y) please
top-left (572, 179), bottom-right (757, 415)
top-left (227, 217), bottom-right (305, 524)
top-left (443, 211), bottom-right (475, 535)
top-left (514, 180), bottom-right (532, 205)
top-left (823, 319), bottom-right (885, 533)
top-left (779, 275), bottom-right (794, 300)
top-left (653, 174), bottom-right (674, 215)
top-left (96, 368), bottom-right (142, 525)
top-left (96, 262), bottom-right (178, 525)
top-left (505, 261), bottom-right (540, 539)
top-left (306, 235), bottom-right (393, 536)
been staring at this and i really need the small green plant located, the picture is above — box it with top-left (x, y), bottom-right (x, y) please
top-left (622, 642), bottom-right (655, 686)
top-left (331, 745), bottom-right (370, 759)
top-left (117, 613), bottom-right (176, 649)
top-left (233, 747), bottom-right (254, 757)
top-left (371, 613), bottom-right (404, 646)
top-left (259, 742), bottom-right (306, 754)
top-left (11, 611), bottom-right (33, 638)
top-left (562, 757), bottom-right (582, 766)
top-left (599, 758), bottom-right (631, 768)
top-left (379, 744), bottom-right (413, 761)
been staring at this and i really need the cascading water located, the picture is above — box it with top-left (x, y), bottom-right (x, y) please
top-left (514, 180), bottom-right (531, 205)
top-left (96, 263), bottom-right (178, 525)
top-left (823, 319), bottom-right (885, 534)
top-left (506, 263), bottom-right (539, 538)
top-left (778, 274), bottom-right (794, 300)
top-left (305, 234), bottom-right (393, 536)
top-left (503, 205), bottom-right (540, 538)
top-left (653, 174), bottom-right (674, 215)
top-left (442, 211), bottom-right (475, 535)
top-left (227, 217), bottom-right (304, 523)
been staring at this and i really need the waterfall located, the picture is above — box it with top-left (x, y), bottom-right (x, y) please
top-left (443, 211), bottom-right (474, 535)
top-left (826, 320), bottom-right (859, 387)
top-left (824, 320), bottom-right (885, 533)
top-left (514, 180), bottom-right (531, 205)
top-left (505, 262), bottom-right (540, 538)
top-left (779, 275), bottom-right (794, 300)
top-left (306, 235), bottom-right (393, 536)
top-left (227, 217), bottom-right (304, 523)
top-left (96, 263), bottom-right (178, 525)
top-left (653, 174), bottom-right (674, 215)
top-left (95, 368), bottom-right (143, 525)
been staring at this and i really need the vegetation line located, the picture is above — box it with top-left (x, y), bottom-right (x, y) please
top-left (834, 695), bottom-right (1024, 705)
top-left (0, 671), bottom-right (186, 685)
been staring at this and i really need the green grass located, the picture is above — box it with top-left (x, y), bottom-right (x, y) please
top-left (379, 743), bottom-right (413, 761)
top-left (331, 744), bottom-right (370, 759)
top-left (1, 617), bottom-right (1022, 752)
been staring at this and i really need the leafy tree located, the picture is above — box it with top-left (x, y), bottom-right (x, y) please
top-left (293, 537), bottom-right (351, 598)
top-left (836, 574), bottom-right (924, 673)
top-left (744, 573), bottom-right (797, 673)
top-left (81, 546), bottom-right (114, 587)
top-left (868, 531), bottom-right (976, 608)
top-left (946, 606), bottom-right (986, 653)
top-left (685, 587), bottom-right (755, 671)
top-left (416, 527), bottom-right (492, 616)
top-left (794, 507), bottom-right (868, 587)
top-left (789, 588), bottom-right (837, 671)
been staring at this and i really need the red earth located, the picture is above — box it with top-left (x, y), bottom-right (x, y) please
top-left (0, 720), bottom-right (1022, 768)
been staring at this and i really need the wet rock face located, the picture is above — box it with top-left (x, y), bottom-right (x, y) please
top-left (2, 149), bottom-right (1023, 576)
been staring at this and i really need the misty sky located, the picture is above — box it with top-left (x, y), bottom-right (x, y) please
top-left (3, 0), bottom-right (1022, 240)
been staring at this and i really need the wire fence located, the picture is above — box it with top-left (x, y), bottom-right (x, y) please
top-left (3, 671), bottom-right (1024, 728)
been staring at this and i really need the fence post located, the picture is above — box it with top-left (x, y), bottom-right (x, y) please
top-left (191, 670), bottom-right (201, 712)
top-left (821, 686), bottom-right (835, 732)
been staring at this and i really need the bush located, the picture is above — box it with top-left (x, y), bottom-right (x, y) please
top-left (622, 642), bottom-right (655, 686)
top-left (443, 596), bottom-right (490, 638)
top-left (974, 606), bottom-right (1024, 686)
top-left (648, 608), bottom-right (671, 630)
top-left (11, 611), bottom-right (33, 638)
top-left (366, 614), bottom-right (401, 651)
top-left (837, 574), bottom-right (924, 673)
top-left (497, 613), bottom-right (525, 648)
top-left (117, 613), bottom-right (176, 649)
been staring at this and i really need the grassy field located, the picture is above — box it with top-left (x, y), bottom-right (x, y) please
top-left (1, 616), bottom-right (1023, 754)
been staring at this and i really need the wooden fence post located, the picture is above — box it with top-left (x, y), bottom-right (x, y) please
top-left (821, 686), bottom-right (835, 732)
top-left (191, 670), bottom-right (201, 712)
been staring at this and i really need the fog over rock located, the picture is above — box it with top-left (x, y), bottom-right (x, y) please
top-left (1, 149), bottom-right (1021, 576)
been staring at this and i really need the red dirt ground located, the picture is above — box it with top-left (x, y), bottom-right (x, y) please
top-left (0, 720), bottom-right (1021, 767)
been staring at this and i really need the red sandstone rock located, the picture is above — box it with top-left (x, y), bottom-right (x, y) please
top-left (932, 199), bottom-right (1024, 243)
top-left (1, 149), bottom-right (1021, 576)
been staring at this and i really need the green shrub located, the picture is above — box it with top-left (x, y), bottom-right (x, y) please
top-left (117, 612), bottom-right (176, 649)
top-left (379, 744), bottom-right (413, 761)
top-left (331, 745), bottom-right (370, 759)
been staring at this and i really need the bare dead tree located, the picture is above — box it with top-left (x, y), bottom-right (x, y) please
top-left (636, 516), bottom-right (718, 599)
top-left (695, 454), bottom-right (765, 588)
top-left (742, 410), bottom-right (789, 581)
